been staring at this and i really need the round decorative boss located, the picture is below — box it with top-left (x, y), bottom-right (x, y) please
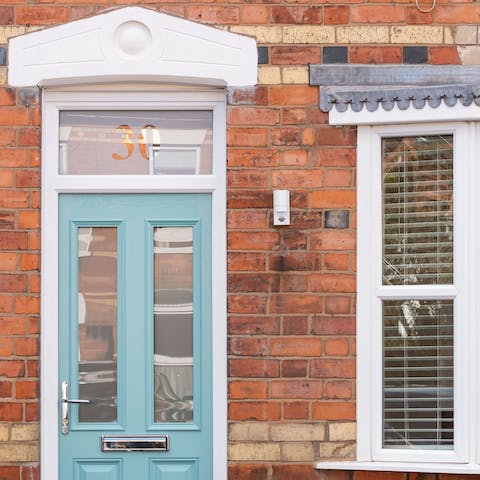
top-left (114, 21), bottom-right (152, 58)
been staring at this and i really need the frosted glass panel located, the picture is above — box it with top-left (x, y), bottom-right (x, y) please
top-left (59, 111), bottom-right (213, 175)
top-left (77, 227), bottom-right (117, 422)
top-left (153, 227), bottom-right (193, 423)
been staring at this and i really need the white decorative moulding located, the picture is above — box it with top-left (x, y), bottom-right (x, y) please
top-left (8, 7), bottom-right (257, 87)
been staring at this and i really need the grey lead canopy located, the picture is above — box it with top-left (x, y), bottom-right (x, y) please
top-left (309, 65), bottom-right (480, 113)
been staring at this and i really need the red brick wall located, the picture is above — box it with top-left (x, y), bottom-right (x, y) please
top-left (0, 85), bottom-right (40, 478)
top-left (0, 2), bottom-right (478, 479)
top-left (226, 84), bottom-right (357, 475)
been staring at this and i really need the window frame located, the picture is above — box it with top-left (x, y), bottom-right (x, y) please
top-left (357, 122), bottom-right (473, 465)
top-left (313, 92), bottom-right (480, 474)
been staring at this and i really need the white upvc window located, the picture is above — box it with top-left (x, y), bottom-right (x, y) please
top-left (357, 123), bottom-right (472, 466)
top-left (317, 107), bottom-right (480, 473)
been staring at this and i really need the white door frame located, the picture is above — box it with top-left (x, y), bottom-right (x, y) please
top-left (41, 85), bottom-right (227, 480)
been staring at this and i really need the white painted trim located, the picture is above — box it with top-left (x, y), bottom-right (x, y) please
top-left (315, 461), bottom-right (480, 474)
top-left (356, 125), bottom-right (373, 462)
top-left (355, 122), bottom-right (471, 467)
top-left (376, 285), bottom-right (458, 299)
top-left (329, 102), bottom-right (480, 126)
top-left (210, 97), bottom-right (228, 480)
top-left (40, 93), bottom-right (60, 480)
top-left (52, 176), bottom-right (219, 193)
top-left (473, 124), bottom-right (480, 466)
top-left (41, 86), bottom-right (227, 480)
top-left (9, 7), bottom-right (257, 87)
top-left (451, 124), bottom-right (470, 463)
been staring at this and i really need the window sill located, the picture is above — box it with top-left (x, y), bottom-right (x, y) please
top-left (315, 461), bottom-right (480, 474)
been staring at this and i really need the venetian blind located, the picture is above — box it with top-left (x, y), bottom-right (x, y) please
top-left (382, 135), bottom-right (454, 449)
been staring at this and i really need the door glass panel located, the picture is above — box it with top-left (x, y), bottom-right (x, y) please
top-left (153, 227), bottom-right (193, 423)
top-left (78, 227), bottom-right (117, 422)
top-left (59, 111), bottom-right (213, 175)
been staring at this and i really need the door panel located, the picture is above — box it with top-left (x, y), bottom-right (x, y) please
top-left (75, 460), bottom-right (122, 480)
top-left (151, 460), bottom-right (197, 480)
top-left (59, 194), bottom-right (212, 480)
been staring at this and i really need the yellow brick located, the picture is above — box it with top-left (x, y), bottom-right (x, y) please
top-left (282, 66), bottom-right (309, 85)
top-left (444, 27), bottom-right (454, 45)
top-left (229, 442), bottom-right (281, 461)
top-left (271, 423), bottom-right (326, 442)
top-left (26, 26), bottom-right (43, 33)
top-left (0, 443), bottom-right (38, 462)
top-left (336, 26), bottom-right (389, 44)
top-left (11, 424), bottom-right (39, 441)
top-left (0, 26), bottom-right (26, 44)
top-left (0, 68), bottom-right (7, 86)
top-left (230, 26), bottom-right (282, 44)
top-left (0, 425), bottom-right (8, 442)
top-left (454, 26), bottom-right (478, 45)
top-left (390, 26), bottom-right (443, 44)
top-left (280, 442), bottom-right (315, 462)
top-left (329, 422), bottom-right (356, 441)
top-left (229, 422), bottom-right (269, 441)
top-left (318, 441), bottom-right (355, 460)
top-left (458, 46), bottom-right (480, 65)
top-left (283, 26), bottom-right (335, 44)
top-left (258, 66), bottom-right (281, 85)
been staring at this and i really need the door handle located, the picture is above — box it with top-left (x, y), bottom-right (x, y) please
top-left (61, 381), bottom-right (91, 434)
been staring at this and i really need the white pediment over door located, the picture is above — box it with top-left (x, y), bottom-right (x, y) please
top-left (8, 6), bottom-right (257, 87)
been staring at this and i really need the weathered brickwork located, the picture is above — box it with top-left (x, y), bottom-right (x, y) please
top-left (0, 81), bottom-right (40, 478)
top-left (226, 81), bottom-right (357, 477)
top-left (0, 2), bottom-right (479, 479)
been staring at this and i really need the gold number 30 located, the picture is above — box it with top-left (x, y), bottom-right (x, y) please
top-left (112, 124), bottom-right (157, 161)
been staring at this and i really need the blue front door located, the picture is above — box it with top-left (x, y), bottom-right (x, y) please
top-left (58, 193), bottom-right (212, 479)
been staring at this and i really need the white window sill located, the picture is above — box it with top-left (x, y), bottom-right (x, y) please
top-left (315, 461), bottom-right (480, 474)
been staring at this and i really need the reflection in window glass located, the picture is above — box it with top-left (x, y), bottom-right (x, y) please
top-left (59, 111), bottom-right (213, 175)
top-left (383, 300), bottom-right (454, 449)
top-left (382, 135), bottom-right (455, 450)
top-left (153, 147), bottom-right (199, 175)
top-left (153, 227), bottom-right (194, 423)
top-left (77, 227), bottom-right (117, 422)
top-left (382, 135), bottom-right (453, 286)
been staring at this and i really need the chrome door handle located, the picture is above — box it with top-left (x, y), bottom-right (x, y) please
top-left (61, 381), bottom-right (91, 434)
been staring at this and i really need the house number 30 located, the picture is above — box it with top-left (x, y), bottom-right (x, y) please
top-left (112, 124), bottom-right (158, 161)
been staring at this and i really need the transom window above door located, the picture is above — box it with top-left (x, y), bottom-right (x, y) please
top-left (59, 110), bottom-right (213, 175)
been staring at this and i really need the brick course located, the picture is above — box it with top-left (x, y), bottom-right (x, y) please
top-left (0, 0), bottom-right (478, 478)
